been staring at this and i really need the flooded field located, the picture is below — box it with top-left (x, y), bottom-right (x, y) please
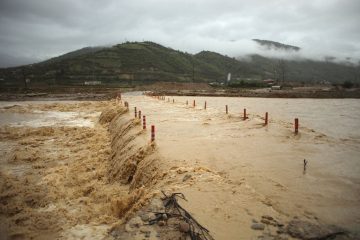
top-left (123, 93), bottom-right (360, 238)
top-left (0, 95), bottom-right (359, 239)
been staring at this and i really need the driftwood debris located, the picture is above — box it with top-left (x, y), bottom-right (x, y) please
top-left (148, 191), bottom-right (214, 240)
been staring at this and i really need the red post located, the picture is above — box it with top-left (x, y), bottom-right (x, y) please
top-left (295, 118), bottom-right (299, 134)
top-left (134, 107), bottom-right (137, 118)
top-left (119, 93), bottom-right (121, 100)
top-left (226, 105), bottom-right (228, 114)
top-left (265, 112), bottom-right (268, 125)
top-left (143, 116), bottom-right (146, 130)
top-left (204, 101), bottom-right (207, 110)
top-left (138, 110), bottom-right (141, 119)
top-left (243, 108), bottom-right (247, 120)
top-left (151, 125), bottom-right (155, 142)
top-left (193, 100), bottom-right (196, 107)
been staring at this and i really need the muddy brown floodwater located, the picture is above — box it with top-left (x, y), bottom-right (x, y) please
top-left (0, 101), bottom-right (129, 239)
top-left (0, 95), bottom-right (359, 240)
top-left (122, 93), bottom-right (360, 239)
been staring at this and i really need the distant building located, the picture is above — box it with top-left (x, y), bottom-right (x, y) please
top-left (84, 81), bottom-right (102, 85)
top-left (271, 85), bottom-right (282, 90)
top-left (263, 79), bottom-right (275, 86)
top-left (227, 73), bottom-right (232, 82)
top-left (209, 82), bottom-right (224, 86)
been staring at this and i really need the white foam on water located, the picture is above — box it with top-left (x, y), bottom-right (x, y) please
top-left (0, 111), bottom-right (96, 128)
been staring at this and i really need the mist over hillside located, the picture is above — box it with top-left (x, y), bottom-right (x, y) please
top-left (252, 39), bottom-right (301, 52)
top-left (0, 41), bottom-right (359, 88)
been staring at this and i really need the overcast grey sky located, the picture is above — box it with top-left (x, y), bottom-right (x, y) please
top-left (0, 0), bottom-right (359, 67)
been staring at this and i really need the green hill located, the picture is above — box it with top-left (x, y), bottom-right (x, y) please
top-left (0, 41), bottom-right (359, 88)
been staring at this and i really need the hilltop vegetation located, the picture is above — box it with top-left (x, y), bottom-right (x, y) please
top-left (0, 41), bottom-right (359, 88)
top-left (252, 39), bottom-right (301, 51)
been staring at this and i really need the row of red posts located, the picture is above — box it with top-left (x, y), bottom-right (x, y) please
top-left (143, 93), bottom-right (300, 135)
top-left (136, 94), bottom-right (163, 141)
top-left (134, 107), bottom-right (155, 141)
top-left (150, 94), bottom-right (300, 134)
top-left (118, 92), bottom-right (156, 142)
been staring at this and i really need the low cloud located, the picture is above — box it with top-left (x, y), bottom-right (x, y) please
top-left (0, 0), bottom-right (359, 67)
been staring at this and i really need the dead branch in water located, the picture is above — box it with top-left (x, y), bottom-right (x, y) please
top-left (148, 191), bottom-right (214, 240)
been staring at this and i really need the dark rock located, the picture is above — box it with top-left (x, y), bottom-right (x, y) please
top-left (179, 222), bottom-right (190, 233)
top-left (261, 219), bottom-right (271, 225)
top-left (261, 215), bottom-right (278, 226)
top-left (251, 223), bottom-right (265, 230)
top-left (286, 219), bottom-right (346, 240)
top-left (262, 215), bottom-right (274, 221)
